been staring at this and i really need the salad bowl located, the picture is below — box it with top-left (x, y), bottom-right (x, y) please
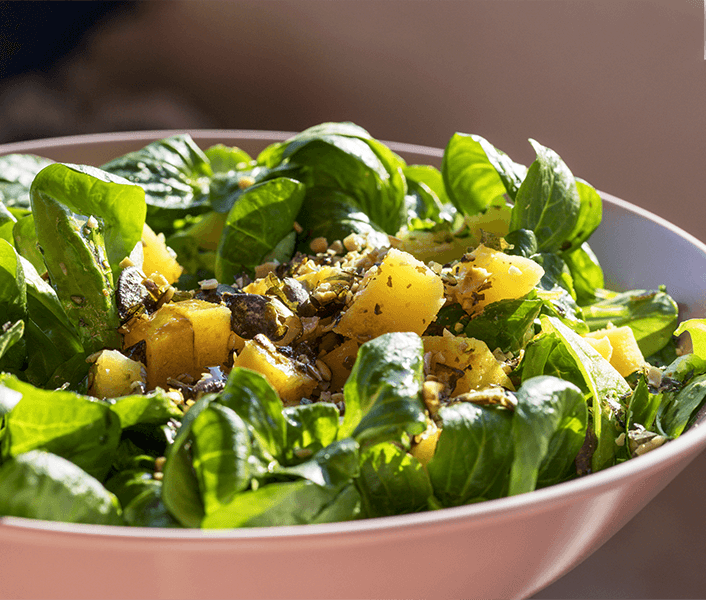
top-left (1, 130), bottom-right (706, 600)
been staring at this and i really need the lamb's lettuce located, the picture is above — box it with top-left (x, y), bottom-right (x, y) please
top-left (563, 242), bottom-right (604, 304)
top-left (651, 353), bottom-right (706, 438)
top-left (339, 332), bottom-right (427, 446)
top-left (657, 374), bottom-right (706, 438)
top-left (189, 402), bottom-right (252, 516)
top-left (427, 402), bottom-right (514, 506)
top-left (12, 214), bottom-right (45, 275)
top-left (539, 316), bottom-right (630, 471)
top-left (507, 143), bottom-right (602, 260)
top-left (432, 296), bottom-right (542, 355)
top-left (566, 178), bottom-right (603, 253)
top-left (0, 374), bottom-right (121, 480)
top-left (466, 296), bottom-right (543, 354)
top-left (275, 437), bottom-right (360, 490)
top-left (122, 484), bottom-right (180, 528)
top-left (283, 402), bottom-right (340, 455)
top-left (258, 122), bottom-right (407, 235)
top-left (0, 321), bottom-right (24, 363)
top-left (0, 239), bottom-right (26, 324)
top-left (509, 376), bottom-right (587, 495)
top-left (102, 134), bottom-right (212, 235)
top-left (218, 367), bottom-right (288, 463)
top-left (107, 390), bottom-right (183, 430)
top-left (403, 164), bottom-right (455, 227)
top-left (356, 442), bottom-right (434, 518)
top-left (442, 132), bottom-right (526, 215)
top-left (532, 253), bottom-right (587, 334)
top-left (0, 153), bottom-right (54, 214)
top-left (0, 450), bottom-right (123, 525)
top-left (0, 202), bottom-right (16, 244)
top-left (30, 163), bottom-right (146, 277)
top-left (294, 187), bottom-right (388, 253)
top-left (215, 177), bottom-right (305, 282)
top-left (202, 478), bottom-right (361, 528)
top-left (626, 373), bottom-right (659, 431)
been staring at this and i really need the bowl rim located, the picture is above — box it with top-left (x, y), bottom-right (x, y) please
top-left (1, 128), bottom-right (706, 541)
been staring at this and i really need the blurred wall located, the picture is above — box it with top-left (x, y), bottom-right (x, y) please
top-left (1, 1), bottom-right (704, 238)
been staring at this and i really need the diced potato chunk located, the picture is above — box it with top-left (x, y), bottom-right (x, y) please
top-left (410, 420), bottom-right (442, 467)
top-left (88, 349), bottom-right (146, 398)
top-left (422, 334), bottom-right (514, 394)
top-left (122, 299), bottom-right (231, 389)
top-left (584, 325), bottom-right (644, 377)
top-left (233, 334), bottom-right (318, 405)
top-left (334, 248), bottom-right (445, 341)
top-left (582, 335), bottom-right (613, 362)
top-left (451, 244), bottom-right (544, 315)
top-left (141, 223), bottom-right (183, 284)
top-left (320, 338), bottom-right (360, 393)
top-left (294, 265), bottom-right (346, 292)
top-left (171, 299), bottom-right (232, 369)
top-left (242, 278), bottom-right (271, 296)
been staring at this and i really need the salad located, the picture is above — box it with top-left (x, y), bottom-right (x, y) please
top-left (1, 122), bottom-right (705, 528)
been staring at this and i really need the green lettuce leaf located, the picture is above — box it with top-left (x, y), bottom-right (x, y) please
top-left (509, 140), bottom-right (581, 253)
top-left (442, 133), bottom-right (526, 215)
top-left (102, 134), bottom-right (212, 235)
top-left (215, 177), bottom-right (305, 282)
top-left (356, 442), bottom-right (434, 518)
top-left (0, 450), bottom-right (122, 525)
top-left (539, 316), bottom-right (631, 471)
top-left (508, 376), bottom-right (587, 495)
top-left (427, 402), bottom-right (514, 506)
top-left (0, 374), bottom-right (121, 480)
top-left (339, 332), bottom-right (427, 446)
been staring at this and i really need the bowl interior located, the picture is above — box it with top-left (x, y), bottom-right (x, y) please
top-left (2, 130), bottom-right (706, 600)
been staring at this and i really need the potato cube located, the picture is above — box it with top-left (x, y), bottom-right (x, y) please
top-left (233, 334), bottom-right (318, 405)
top-left (122, 299), bottom-right (231, 390)
top-left (170, 299), bottom-right (232, 370)
top-left (582, 335), bottom-right (613, 362)
top-left (141, 223), bottom-right (183, 284)
top-left (88, 349), bottom-right (146, 399)
top-left (334, 248), bottom-right (445, 341)
top-left (451, 245), bottom-right (544, 315)
top-left (320, 338), bottom-right (359, 393)
top-left (410, 420), bottom-right (442, 467)
top-left (422, 334), bottom-right (514, 394)
top-left (584, 325), bottom-right (644, 377)
top-left (138, 304), bottom-right (193, 390)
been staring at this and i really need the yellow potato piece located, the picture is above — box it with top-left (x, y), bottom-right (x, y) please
top-left (584, 325), bottom-right (644, 377)
top-left (122, 299), bottom-right (231, 390)
top-left (582, 335), bottom-right (613, 363)
top-left (410, 420), bottom-right (442, 467)
top-left (170, 299), bottom-right (232, 370)
top-left (88, 349), bottom-right (146, 399)
top-left (422, 334), bottom-right (514, 394)
top-left (320, 338), bottom-right (360, 393)
top-left (451, 244), bottom-right (544, 315)
top-left (233, 335), bottom-right (318, 405)
top-left (334, 248), bottom-right (445, 342)
top-left (141, 223), bottom-right (183, 284)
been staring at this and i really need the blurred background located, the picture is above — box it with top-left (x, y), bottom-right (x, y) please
top-left (1, 1), bottom-right (705, 597)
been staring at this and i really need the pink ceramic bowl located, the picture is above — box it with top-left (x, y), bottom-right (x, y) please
top-left (1, 131), bottom-right (705, 600)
